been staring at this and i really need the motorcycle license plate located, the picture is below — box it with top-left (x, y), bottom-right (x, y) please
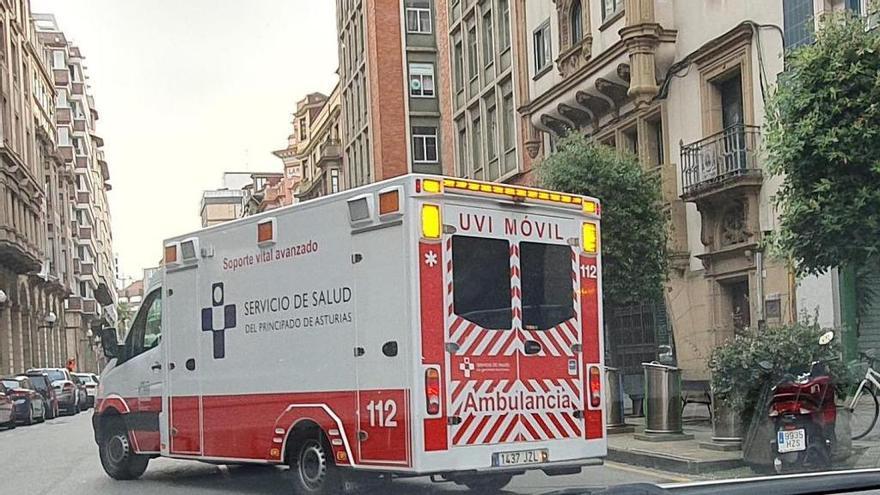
top-left (492, 449), bottom-right (548, 467)
top-left (777, 429), bottom-right (806, 453)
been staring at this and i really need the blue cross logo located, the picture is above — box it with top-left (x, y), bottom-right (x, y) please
top-left (201, 282), bottom-right (236, 359)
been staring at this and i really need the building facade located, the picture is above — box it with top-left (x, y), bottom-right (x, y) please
top-left (35, 13), bottom-right (115, 373)
top-left (336, 0), bottom-right (450, 190)
top-left (511, 0), bottom-right (871, 380)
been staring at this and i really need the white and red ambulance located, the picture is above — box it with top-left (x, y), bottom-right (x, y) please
top-left (93, 174), bottom-right (606, 493)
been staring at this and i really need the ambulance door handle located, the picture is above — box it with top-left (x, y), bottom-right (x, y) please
top-left (151, 362), bottom-right (162, 372)
top-left (354, 347), bottom-right (365, 357)
top-left (523, 340), bottom-right (542, 355)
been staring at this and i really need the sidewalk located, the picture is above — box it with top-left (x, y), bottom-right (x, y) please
top-left (606, 408), bottom-right (880, 476)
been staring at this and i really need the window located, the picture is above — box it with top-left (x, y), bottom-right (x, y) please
top-left (646, 115), bottom-right (664, 167)
top-left (57, 127), bottom-right (70, 145)
top-left (498, 0), bottom-right (511, 50)
top-left (124, 290), bottom-right (162, 360)
top-left (143, 293), bottom-right (162, 351)
top-left (452, 236), bottom-right (511, 329)
top-left (412, 126), bottom-right (438, 163)
top-left (533, 21), bottom-right (552, 74)
top-left (454, 39), bottom-right (464, 91)
top-left (298, 117), bottom-right (307, 141)
top-left (456, 120), bottom-right (468, 176)
top-left (471, 113), bottom-right (482, 172)
top-left (482, 10), bottom-right (495, 67)
top-left (406, 0), bottom-right (432, 34)
top-left (486, 104), bottom-right (498, 160)
top-left (467, 24), bottom-right (478, 80)
top-left (602, 0), bottom-right (623, 20)
top-left (52, 50), bottom-right (65, 70)
top-left (571, 0), bottom-right (584, 43)
top-left (783, 0), bottom-right (814, 49)
top-left (408, 63), bottom-right (435, 97)
top-left (502, 90), bottom-right (515, 151)
top-left (330, 169), bottom-right (340, 193)
top-left (521, 242), bottom-right (576, 330)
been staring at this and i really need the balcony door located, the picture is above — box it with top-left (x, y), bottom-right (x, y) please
top-left (718, 73), bottom-right (745, 176)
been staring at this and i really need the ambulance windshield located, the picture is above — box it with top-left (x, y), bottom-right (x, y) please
top-left (452, 235), bottom-right (512, 330)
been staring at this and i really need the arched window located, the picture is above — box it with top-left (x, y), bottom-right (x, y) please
top-left (571, 0), bottom-right (583, 44)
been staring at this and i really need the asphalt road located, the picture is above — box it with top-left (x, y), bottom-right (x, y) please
top-left (0, 411), bottom-right (684, 494)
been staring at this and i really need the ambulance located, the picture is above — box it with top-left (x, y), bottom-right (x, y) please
top-left (93, 174), bottom-right (606, 493)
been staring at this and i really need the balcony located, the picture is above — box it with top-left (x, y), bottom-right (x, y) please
top-left (75, 156), bottom-right (88, 169)
top-left (53, 69), bottom-right (69, 85)
top-left (680, 124), bottom-right (763, 201)
top-left (317, 139), bottom-right (342, 167)
top-left (76, 191), bottom-right (90, 205)
top-left (56, 108), bottom-right (71, 124)
top-left (80, 261), bottom-right (94, 276)
top-left (58, 145), bottom-right (74, 161)
top-left (66, 296), bottom-right (83, 312)
top-left (73, 118), bottom-right (86, 133)
top-left (82, 298), bottom-right (97, 315)
top-left (78, 226), bottom-right (93, 240)
top-left (556, 37), bottom-right (592, 79)
top-left (72, 82), bottom-right (85, 95)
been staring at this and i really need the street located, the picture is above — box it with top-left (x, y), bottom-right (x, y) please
top-left (0, 413), bottom-right (683, 495)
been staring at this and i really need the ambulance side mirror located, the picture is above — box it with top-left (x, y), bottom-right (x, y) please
top-left (100, 328), bottom-right (119, 359)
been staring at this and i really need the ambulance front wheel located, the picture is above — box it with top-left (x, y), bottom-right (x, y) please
top-left (98, 416), bottom-right (150, 480)
top-left (288, 434), bottom-right (341, 495)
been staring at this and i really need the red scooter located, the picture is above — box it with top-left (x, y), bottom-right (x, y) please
top-left (769, 331), bottom-right (837, 473)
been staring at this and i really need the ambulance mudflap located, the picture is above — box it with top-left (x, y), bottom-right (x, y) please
top-left (418, 201), bottom-right (604, 469)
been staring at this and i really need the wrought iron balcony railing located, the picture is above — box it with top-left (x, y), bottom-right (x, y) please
top-left (680, 124), bottom-right (762, 196)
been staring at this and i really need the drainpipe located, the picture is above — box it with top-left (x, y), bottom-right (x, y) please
top-left (755, 249), bottom-right (765, 328)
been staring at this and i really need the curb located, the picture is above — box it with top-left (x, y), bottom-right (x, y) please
top-left (607, 447), bottom-right (745, 475)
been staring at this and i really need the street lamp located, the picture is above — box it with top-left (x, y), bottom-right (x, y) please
top-left (0, 289), bottom-right (7, 305)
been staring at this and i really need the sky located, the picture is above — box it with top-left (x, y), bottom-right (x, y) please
top-left (30, 0), bottom-right (339, 285)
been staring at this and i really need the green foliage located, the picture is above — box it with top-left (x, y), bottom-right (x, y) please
top-left (537, 133), bottom-right (668, 306)
top-left (709, 322), bottom-right (855, 420)
top-left (117, 301), bottom-right (133, 333)
top-left (765, 11), bottom-right (880, 275)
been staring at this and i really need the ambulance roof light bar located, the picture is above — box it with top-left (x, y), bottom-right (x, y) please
top-left (438, 178), bottom-right (599, 215)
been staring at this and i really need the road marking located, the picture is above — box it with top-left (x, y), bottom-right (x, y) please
top-left (604, 461), bottom-right (692, 483)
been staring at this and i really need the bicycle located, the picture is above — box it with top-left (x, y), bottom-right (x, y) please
top-left (847, 350), bottom-right (880, 440)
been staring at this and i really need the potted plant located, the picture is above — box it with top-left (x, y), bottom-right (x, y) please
top-left (708, 322), bottom-right (853, 456)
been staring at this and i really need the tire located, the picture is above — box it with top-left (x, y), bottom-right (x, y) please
top-left (46, 402), bottom-right (56, 420)
top-left (851, 385), bottom-right (879, 440)
top-left (4, 416), bottom-right (15, 430)
top-left (98, 417), bottom-right (150, 480)
top-left (288, 434), bottom-right (341, 495)
top-left (24, 402), bottom-right (34, 426)
top-left (462, 474), bottom-right (513, 493)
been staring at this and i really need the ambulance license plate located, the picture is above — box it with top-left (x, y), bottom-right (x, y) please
top-left (777, 429), bottom-right (806, 453)
top-left (492, 449), bottom-right (548, 467)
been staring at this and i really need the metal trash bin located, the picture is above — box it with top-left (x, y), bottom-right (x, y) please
top-left (605, 367), bottom-right (626, 427)
top-left (643, 362), bottom-right (683, 434)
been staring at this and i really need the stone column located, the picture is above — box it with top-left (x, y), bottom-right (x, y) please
top-left (0, 306), bottom-right (11, 375)
top-left (11, 305), bottom-right (22, 372)
top-left (621, 0), bottom-right (661, 107)
top-left (21, 309), bottom-right (33, 370)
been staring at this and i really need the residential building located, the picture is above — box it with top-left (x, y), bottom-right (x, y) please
top-left (0, 2), bottom-right (73, 375)
top-left (336, 0), bottom-right (449, 190)
top-left (200, 171), bottom-right (283, 227)
top-left (443, 0), bottom-right (526, 184)
top-left (35, 13), bottom-right (115, 373)
top-left (240, 172), bottom-right (284, 216)
top-left (511, 0), bottom-right (874, 383)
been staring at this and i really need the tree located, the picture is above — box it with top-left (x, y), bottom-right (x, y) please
top-left (117, 300), bottom-right (133, 333)
top-left (765, 11), bottom-right (880, 275)
top-left (537, 133), bottom-right (668, 307)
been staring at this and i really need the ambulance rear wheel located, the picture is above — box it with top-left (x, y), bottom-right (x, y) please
top-left (99, 417), bottom-right (150, 480)
top-left (462, 474), bottom-right (513, 493)
top-left (288, 436), bottom-right (340, 494)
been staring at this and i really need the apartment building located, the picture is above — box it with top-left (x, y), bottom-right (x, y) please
top-left (512, 0), bottom-right (872, 381)
top-left (336, 0), bottom-right (450, 190)
top-left (35, 13), bottom-right (115, 373)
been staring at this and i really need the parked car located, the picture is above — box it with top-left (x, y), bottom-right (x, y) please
top-left (25, 372), bottom-right (59, 419)
top-left (1, 377), bottom-right (45, 425)
top-left (70, 374), bottom-right (89, 411)
top-left (72, 373), bottom-right (98, 409)
top-left (27, 368), bottom-right (78, 415)
top-left (0, 382), bottom-right (15, 430)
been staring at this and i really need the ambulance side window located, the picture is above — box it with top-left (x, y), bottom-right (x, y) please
top-left (124, 289), bottom-right (162, 361)
top-left (520, 242), bottom-right (576, 330)
top-left (452, 235), bottom-right (512, 330)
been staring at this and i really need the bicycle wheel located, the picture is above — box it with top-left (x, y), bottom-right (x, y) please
top-left (851, 385), bottom-right (879, 440)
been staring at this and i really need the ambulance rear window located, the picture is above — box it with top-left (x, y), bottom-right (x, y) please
top-left (452, 236), bottom-right (512, 330)
top-left (520, 242), bottom-right (576, 330)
